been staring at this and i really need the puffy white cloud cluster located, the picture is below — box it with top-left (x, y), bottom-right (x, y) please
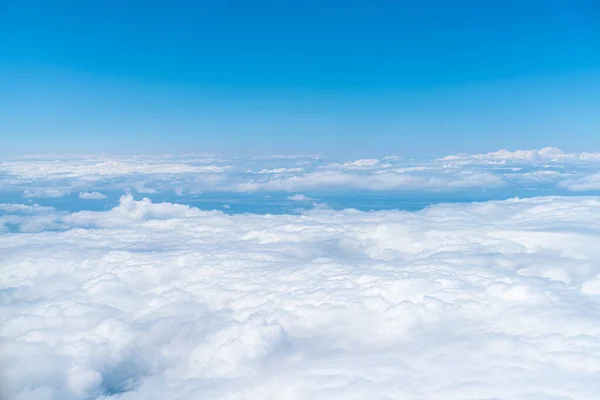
top-left (3, 194), bottom-right (600, 399)
top-left (2, 148), bottom-right (600, 196)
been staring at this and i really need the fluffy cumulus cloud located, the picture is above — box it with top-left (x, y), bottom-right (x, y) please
top-left (2, 148), bottom-right (600, 196)
top-left (3, 194), bottom-right (600, 399)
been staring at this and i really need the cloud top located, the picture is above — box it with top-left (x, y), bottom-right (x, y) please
top-left (3, 194), bottom-right (600, 399)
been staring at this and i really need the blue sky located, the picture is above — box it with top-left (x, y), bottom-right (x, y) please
top-left (1, 0), bottom-right (599, 157)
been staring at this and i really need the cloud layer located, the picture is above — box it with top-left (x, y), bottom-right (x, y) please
top-left (3, 194), bottom-right (600, 399)
top-left (3, 147), bottom-right (600, 198)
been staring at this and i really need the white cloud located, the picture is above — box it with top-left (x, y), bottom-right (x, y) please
top-left (3, 194), bottom-right (600, 399)
top-left (78, 191), bottom-right (108, 200)
top-left (22, 189), bottom-right (70, 198)
top-left (1, 157), bottom-right (229, 179)
top-left (238, 169), bottom-right (505, 192)
top-left (336, 159), bottom-right (381, 169)
top-left (258, 167), bottom-right (304, 174)
top-left (3, 148), bottom-right (600, 196)
top-left (441, 147), bottom-right (600, 163)
top-left (560, 173), bottom-right (600, 191)
top-left (287, 193), bottom-right (312, 201)
top-left (0, 203), bottom-right (54, 213)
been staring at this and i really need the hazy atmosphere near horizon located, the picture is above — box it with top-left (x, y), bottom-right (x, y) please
top-left (2, 1), bottom-right (600, 399)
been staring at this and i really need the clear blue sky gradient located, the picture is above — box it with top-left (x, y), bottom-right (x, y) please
top-left (1, 0), bottom-right (599, 156)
